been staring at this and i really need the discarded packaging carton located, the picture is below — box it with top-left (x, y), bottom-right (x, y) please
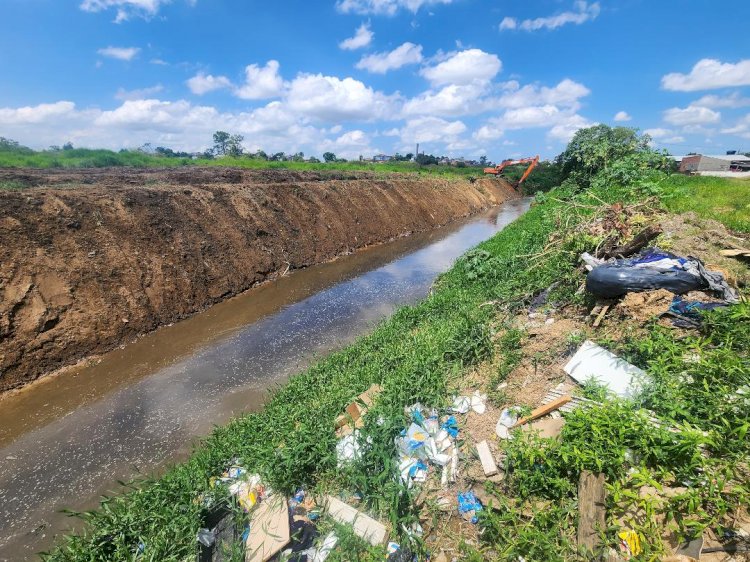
top-left (520, 417), bottom-right (566, 439)
top-left (245, 496), bottom-right (291, 562)
top-left (335, 384), bottom-right (382, 437)
top-left (324, 496), bottom-right (388, 546)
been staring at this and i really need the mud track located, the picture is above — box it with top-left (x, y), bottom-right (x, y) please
top-left (0, 167), bottom-right (517, 392)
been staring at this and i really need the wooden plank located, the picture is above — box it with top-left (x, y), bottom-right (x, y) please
top-left (475, 440), bottom-right (498, 477)
top-left (720, 248), bottom-right (750, 258)
top-left (324, 496), bottom-right (387, 546)
top-left (593, 305), bottom-right (610, 328)
top-left (514, 395), bottom-right (572, 426)
top-left (245, 496), bottom-right (290, 562)
top-left (577, 471), bottom-right (606, 552)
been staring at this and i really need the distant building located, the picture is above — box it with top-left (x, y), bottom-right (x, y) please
top-left (679, 154), bottom-right (750, 173)
top-left (372, 154), bottom-right (392, 162)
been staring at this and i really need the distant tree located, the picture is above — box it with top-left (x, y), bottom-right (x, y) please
top-left (202, 149), bottom-right (215, 159)
top-left (415, 153), bottom-right (439, 166)
top-left (308, 156), bottom-right (321, 163)
top-left (224, 134), bottom-right (244, 157)
top-left (62, 141), bottom-right (74, 151)
top-left (291, 151), bottom-right (305, 162)
top-left (323, 152), bottom-right (337, 163)
top-left (212, 131), bottom-right (231, 155)
top-left (270, 152), bottom-right (286, 161)
top-left (479, 155), bottom-right (488, 166)
top-left (0, 137), bottom-right (33, 154)
top-left (254, 149), bottom-right (268, 160)
top-left (404, 153), bottom-right (414, 161)
top-left (48, 145), bottom-right (61, 152)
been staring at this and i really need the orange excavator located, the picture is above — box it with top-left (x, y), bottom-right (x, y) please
top-left (483, 155), bottom-right (540, 189)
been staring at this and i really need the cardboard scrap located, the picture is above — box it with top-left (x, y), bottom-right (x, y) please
top-left (564, 340), bottom-right (645, 398)
top-left (475, 440), bottom-right (498, 477)
top-left (520, 417), bottom-right (566, 439)
top-left (245, 496), bottom-right (290, 562)
top-left (324, 496), bottom-right (387, 546)
top-left (335, 384), bottom-right (382, 437)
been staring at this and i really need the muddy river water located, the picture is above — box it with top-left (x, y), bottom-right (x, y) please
top-left (0, 199), bottom-right (530, 560)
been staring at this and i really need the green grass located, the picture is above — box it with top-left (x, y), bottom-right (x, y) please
top-left (42, 172), bottom-right (750, 560)
top-left (0, 148), bottom-right (482, 178)
top-left (663, 174), bottom-right (750, 233)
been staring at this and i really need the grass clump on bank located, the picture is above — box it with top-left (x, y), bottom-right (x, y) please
top-left (44, 127), bottom-right (749, 561)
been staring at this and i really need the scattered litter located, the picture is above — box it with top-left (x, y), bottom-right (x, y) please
top-left (585, 248), bottom-right (738, 303)
top-left (396, 405), bottom-right (458, 487)
top-left (495, 424), bottom-right (511, 440)
top-left (668, 295), bottom-right (728, 326)
top-left (618, 529), bottom-right (642, 557)
top-left (308, 532), bottom-right (337, 562)
top-left (451, 396), bottom-right (470, 414)
top-left (441, 416), bottom-right (459, 438)
top-left (335, 384), bottom-right (382, 437)
top-left (564, 340), bottom-right (645, 398)
top-left (335, 431), bottom-right (362, 466)
top-left (470, 391), bottom-right (487, 414)
top-left (245, 495), bottom-right (291, 562)
top-left (475, 440), bottom-right (498, 477)
top-left (498, 408), bottom-right (518, 428)
top-left (457, 491), bottom-right (483, 524)
top-left (324, 496), bottom-right (387, 546)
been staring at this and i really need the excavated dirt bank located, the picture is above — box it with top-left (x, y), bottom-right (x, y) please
top-left (0, 167), bottom-right (517, 392)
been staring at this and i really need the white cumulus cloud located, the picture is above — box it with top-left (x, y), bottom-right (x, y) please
top-left (356, 43), bottom-right (423, 74)
top-left (690, 92), bottom-right (750, 109)
top-left (662, 59), bottom-right (750, 91)
top-left (644, 128), bottom-right (685, 145)
top-left (613, 111), bottom-right (631, 122)
top-left (80, 0), bottom-right (190, 22)
top-left (336, 0), bottom-right (453, 16)
top-left (97, 46), bottom-right (140, 61)
top-left (234, 60), bottom-right (285, 99)
top-left (115, 84), bottom-right (164, 100)
top-left (420, 49), bottom-right (502, 86)
top-left (339, 23), bottom-right (374, 50)
top-left (499, 1), bottom-right (600, 32)
top-left (186, 73), bottom-right (232, 95)
top-left (286, 73), bottom-right (399, 122)
top-left (663, 105), bottom-right (721, 126)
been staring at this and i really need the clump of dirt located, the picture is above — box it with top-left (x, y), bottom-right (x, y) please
top-left (616, 289), bottom-right (675, 323)
top-left (0, 167), bottom-right (518, 392)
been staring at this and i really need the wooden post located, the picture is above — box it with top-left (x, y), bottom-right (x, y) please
top-left (577, 470), bottom-right (606, 552)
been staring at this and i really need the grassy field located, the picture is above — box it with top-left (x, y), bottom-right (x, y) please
top-left (0, 148), bottom-right (479, 178)
top-left (663, 174), bottom-right (750, 233)
top-left (40, 170), bottom-right (750, 561)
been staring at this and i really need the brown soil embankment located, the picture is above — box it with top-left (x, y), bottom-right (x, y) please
top-left (0, 167), bottom-right (517, 392)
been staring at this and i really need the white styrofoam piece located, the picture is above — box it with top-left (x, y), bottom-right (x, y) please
top-left (563, 340), bottom-right (645, 398)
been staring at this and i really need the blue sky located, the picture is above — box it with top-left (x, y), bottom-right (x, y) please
top-left (1, 0), bottom-right (749, 159)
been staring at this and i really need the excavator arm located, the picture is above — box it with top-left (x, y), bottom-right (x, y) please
top-left (483, 155), bottom-right (540, 189)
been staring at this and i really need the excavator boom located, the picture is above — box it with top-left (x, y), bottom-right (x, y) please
top-left (483, 155), bottom-right (540, 189)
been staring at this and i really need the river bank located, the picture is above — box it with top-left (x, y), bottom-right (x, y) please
top-left (0, 168), bottom-right (516, 392)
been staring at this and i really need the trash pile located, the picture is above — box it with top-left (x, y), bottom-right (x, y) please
top-left (197, 463), bottom-right (335, 562)
top-left (584, 247), bottom-right (738, 303)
